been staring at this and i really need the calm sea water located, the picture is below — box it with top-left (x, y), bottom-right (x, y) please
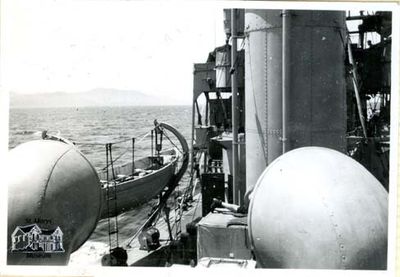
top-left (9, 106), bottom-right (192, 169)
top-left (9, 105), bottom-right (193, 265)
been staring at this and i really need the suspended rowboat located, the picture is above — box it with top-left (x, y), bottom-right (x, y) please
top-left (97, 121), bottom-right (189, 219)
top-left (98, 149), bottom-right (178, 219)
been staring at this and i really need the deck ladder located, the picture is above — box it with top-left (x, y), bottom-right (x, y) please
top-left (105, 143), bottom-right (119, 251)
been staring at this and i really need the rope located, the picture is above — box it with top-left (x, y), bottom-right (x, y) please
top-left (163, 130), bottom-right (183, 155)
top-left (127, 169), bottom-right (192, 247)
top-left (76, 142), bottom-right (108, 146)
top-left (108, 130), bottom-right (152, 145)
top-left (169, 172), bottom-right (195, 238)
top-left (126, 202), bottom-right (160, 247)
top-left (100, 130), bottom-right (152, 172)
top-left (105, 146), bottom-right (130, 170)
top-left (136, 130), bottom-right (152, 144)
top-left (76, 130), bottom-right (151, 146)
top-left (191, 194), bottom-right (201, 222)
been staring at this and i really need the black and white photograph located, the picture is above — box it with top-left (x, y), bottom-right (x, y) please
top-left (1, 0), bottom-right (398, 275)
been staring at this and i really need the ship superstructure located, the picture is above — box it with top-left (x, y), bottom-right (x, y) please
top-left (178, 9), bottom-right (391, 269)
top-left (123, 9), bottom-right (392, 269)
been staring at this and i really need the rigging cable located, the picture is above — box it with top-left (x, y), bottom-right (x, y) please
top-left (163, 130), bottom-right (183, 155)
top-left (100, 131), bottom-right (152, 171)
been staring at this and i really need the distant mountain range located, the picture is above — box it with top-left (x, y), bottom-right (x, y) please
top-left (10, 88), bottom-right (187, 108)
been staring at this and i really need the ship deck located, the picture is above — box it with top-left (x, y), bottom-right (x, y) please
top-left (126, 191), bottom-right (202, 266)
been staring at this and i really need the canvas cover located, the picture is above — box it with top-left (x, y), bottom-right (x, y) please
top-left (197, 212), bottom-right (252, 261)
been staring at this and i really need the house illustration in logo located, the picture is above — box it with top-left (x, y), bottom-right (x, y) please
top-left (11, 224), bottom-right (64, 253)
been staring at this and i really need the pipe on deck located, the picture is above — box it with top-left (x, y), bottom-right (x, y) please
top-left (282, 10), bottom-right (290, 154)
top-left (231, 9), bottom-right (239, 204)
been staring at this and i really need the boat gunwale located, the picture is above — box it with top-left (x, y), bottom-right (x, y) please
top-left (98, 147), bottom-right (179, 186)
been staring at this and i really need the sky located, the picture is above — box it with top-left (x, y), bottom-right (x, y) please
top-left (0, 0), bottom-right (394, 105)
top-left (1, 0), bottom-right (226, 103)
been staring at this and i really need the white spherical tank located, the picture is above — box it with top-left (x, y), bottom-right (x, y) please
top-left (8, 140), bottom-right (102, 265)
top-left (248, 147), bottom-right (387, 269)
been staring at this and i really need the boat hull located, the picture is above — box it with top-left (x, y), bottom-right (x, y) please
top-left (100, 154), bottom-right (177, 219)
